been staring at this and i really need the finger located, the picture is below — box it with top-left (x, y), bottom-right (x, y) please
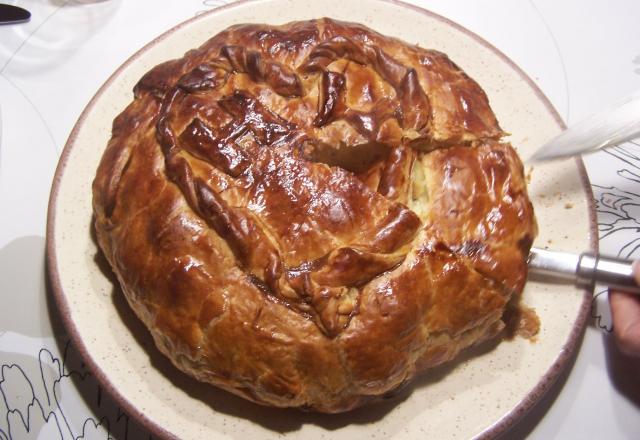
top-left (610, 285), bottom-right (640, 357)
top-left (633, 260), bottom-right (640, 285)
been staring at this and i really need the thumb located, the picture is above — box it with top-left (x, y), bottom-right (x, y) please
top-left (609, 261), bottom-right (640, 357)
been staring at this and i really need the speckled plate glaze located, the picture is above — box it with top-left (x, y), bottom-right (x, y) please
top-left (47, 0), bottom-right (596, 438)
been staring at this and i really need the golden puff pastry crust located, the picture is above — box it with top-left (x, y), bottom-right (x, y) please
top-left (92, 18), bottom-right (537, 412)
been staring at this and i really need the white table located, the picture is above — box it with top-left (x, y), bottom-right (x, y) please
top-left (1, 0), bottom-right (639, 438)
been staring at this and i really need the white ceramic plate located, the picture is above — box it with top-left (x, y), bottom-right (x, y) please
top-left (47, 0), bottom-right (596, 438)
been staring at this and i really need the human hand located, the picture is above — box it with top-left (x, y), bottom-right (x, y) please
top-left (609, 261), bottom-right (640, 357)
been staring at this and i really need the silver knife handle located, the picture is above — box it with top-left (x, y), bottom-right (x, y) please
top-left (577, 253), bottom-right (640, 294)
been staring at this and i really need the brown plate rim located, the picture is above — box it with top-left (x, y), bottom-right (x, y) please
top-left (45, 0), bottom-right (598, 438)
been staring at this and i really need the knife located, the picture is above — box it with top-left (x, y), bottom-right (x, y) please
top-left (529, 89), bottom-right (640, 162)
top-left (0, 4), bottom-right (30, 25)
top-left (528, 247), bottom-right (640, 294)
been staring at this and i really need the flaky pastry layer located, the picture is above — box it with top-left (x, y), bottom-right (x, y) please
top-left (93, 18), bottom-right (537, 412)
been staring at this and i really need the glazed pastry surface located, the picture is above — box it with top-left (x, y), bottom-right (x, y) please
top-left (92, 18), bottom-right (537, 412)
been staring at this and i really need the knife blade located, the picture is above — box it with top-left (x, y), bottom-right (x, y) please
top-left (529, 89), bottom-right (640, 162)
top-left (0, 4), bottom-right (30, 25)
top-left (528, 247), bottom-right (640, 294)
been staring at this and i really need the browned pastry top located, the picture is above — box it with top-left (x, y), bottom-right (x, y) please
top-left (92, 18), bottom-right (537, 412)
